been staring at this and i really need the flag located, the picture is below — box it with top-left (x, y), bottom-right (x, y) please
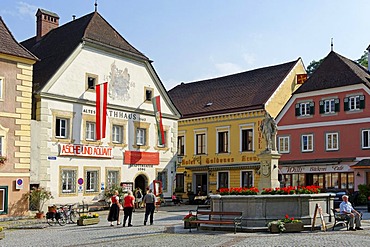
top-left (152, 95), bottom-right (165, 146)
top-left (297, 74), bottom-right (307, 84)
top-left (96, 82), bottom-right (108, 140)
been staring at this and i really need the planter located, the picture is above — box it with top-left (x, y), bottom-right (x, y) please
top-left (184, 221), bottom-right (197, 229)
top-left (36, 212), bottom-right (45, 219)
top-left (269, 222), bottom-right (304, 233)
top-left (0, 231), bottom-right (4, 240)
top-left (77, 218), bottom-right (100, 226)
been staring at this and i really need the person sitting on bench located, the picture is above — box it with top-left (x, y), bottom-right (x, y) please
top-left (172, 192), bottom-right (181, 205)
top-left (340, 195), bottom-right (363, 231)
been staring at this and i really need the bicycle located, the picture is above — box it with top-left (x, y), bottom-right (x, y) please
top-left (46, 206), bottom-right (66, 226)
top-left (60, 204), bottom-right (78, 224)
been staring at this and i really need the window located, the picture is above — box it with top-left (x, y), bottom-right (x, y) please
top-left (362, 129), bottom-right (370, 149)
top-left (112, 125), bottom-right (123, 144)
top-left (55, 118), bottom-right (69, 138)
top-left (278, 136), bottom-right (290, 153)
top-left (136, 128), bottom-right (146, 145)
top-left (0, 78), bottom-right (3, 100)
top-left (301, 134), bottom-right (313, 152)
top-left (196, 133), bottom-right (206, 154)
top-left (241, 171), bottom-right (253, 188)
top-left (320, 99), bottom-right (340, 114)
top-left (157, 170), bottom-right (168, 192)
top-left (295, 102), bottom-right (314, 116)
top-left (344, 95), bottom-right (365, 111)
top-left (0, 186), bottom-right (8, 214)
top-left (175, 174), bottom-right (185, 192)
top-left (85, 170), bottom-right (99, 193)
top-left (217, 131), bottom-right (228, 153)
top-left (85, 122), bottom-right (96, 141)
top-left (86, 73), bottom-right (97, 90)
top-left (218, 172), bottom-right (229, 189)
top-left (145, 87), bottom-right (153, 102)
top-left (241, 129), bottom-right (253, 152)
top-left (177, 136), bottom-right (185, 156)
top-left (106, 170), bottom-right (119, 189)
top-left (0, 136), bottom-right (3, 156)
top-left (61, 169), bottom-right (76, 194)
top-left (326, 132), bottom-right (339, 151)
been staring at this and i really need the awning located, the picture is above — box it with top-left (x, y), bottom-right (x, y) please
top-left (184, 163), bottom-right (259, 171)
top-left (351, 159), bottom-right (370, 169)
top-left (279, 157), bottom-right (356, 166)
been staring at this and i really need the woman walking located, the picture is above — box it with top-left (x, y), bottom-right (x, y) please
top-left (123, 190), bottom-right (135, 227)
top-left (107, 190), bottom-right (121, 226)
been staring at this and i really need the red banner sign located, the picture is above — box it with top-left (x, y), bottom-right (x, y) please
top-left (124, 151), bottom-right (159, 165)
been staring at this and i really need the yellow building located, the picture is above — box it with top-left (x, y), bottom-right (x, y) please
top-left (169, 59), bottom-right (306, 200)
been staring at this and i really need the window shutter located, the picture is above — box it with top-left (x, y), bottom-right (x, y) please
top-left (319, 100), bottom-right (324, 114)
top-left (309, 102), bottom-right (315, 115)
top-left (359, 95), bottom-right (365, 109)
top-left (334, 98), bottom-right (340, 112)
top-left (295, 103), bottom-right (300, 116)
top-left (344, 97), bottom-right (349, 111)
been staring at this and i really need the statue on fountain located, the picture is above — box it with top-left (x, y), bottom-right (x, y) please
top-left (260, 112), bottom-right (277, 152)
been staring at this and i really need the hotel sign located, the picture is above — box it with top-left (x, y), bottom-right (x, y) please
top-left (59, 144), bottom-right (113, 158)
top-left (281, 164), bottom-right (352, 174)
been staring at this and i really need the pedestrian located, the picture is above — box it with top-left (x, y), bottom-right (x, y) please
top-left (142, 188), bottom-right (156, 225)
top-left (134, 187), bottom-right (143, 209)
top-left (107, 190), bottom-right (121, 226)
top-left (122, 190), bottom-right (135, 227)
top-left (340, 195), bottom-right (363, 231)
top-left (172, 192), bottom-right (181, 206)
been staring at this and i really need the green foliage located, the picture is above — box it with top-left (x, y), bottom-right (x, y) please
top-left (267, 214), bottom-right (302, 232)
top-left (103, 184), bottom-right (126, 202)
top-left (356, 51), bottom-right (368, 68)
top-left (28, 187), bottom-right (53, 213)
top-left (358, 184), bottom-right (370, 204)
top-left (306, 59), bottom-right (324, 76)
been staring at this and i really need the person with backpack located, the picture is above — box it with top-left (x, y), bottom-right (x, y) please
top-left (134, 187), bottom-right (143, 209)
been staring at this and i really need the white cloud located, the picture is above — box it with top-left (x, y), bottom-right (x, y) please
top-left (214, 62), bottom-right (243, 76)
top-left (17, 1), bottom-right (38, 18)
top-left (242, 53), bottom-right (256, 66)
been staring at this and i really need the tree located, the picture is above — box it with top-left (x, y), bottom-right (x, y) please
top-left (306, 59), bottom-right (323, 76)
top-left (356, 51), bottom-right (368, 68)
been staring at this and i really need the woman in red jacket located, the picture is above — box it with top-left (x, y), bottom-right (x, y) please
top-left (122, 190), bottom-right (135, 227)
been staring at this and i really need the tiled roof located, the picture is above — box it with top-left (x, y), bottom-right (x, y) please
top-left (21, 11), bottom-right (148, 92)
top-left (0, 17), bottom-right (38, 60)
top-left (295, 51), bottom-right (370, 94)
top-left (168, 59), bottom-right (300, 118)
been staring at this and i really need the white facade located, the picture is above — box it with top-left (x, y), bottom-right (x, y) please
top-left (31, 43), bottom-right (180, 206)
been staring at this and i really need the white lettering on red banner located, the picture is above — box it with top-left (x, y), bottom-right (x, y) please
top-left (59, 144), bottom-right (113, 158)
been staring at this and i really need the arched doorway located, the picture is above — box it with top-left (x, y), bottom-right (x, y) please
top-left (134, 174), bottom-right (147, 194)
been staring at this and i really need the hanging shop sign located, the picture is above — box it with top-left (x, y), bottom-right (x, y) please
top-left (281, 164), bottom-right (353, 174)
top-left (59, 144), bottom-right (113, 158)
top-left (124, 151), bottom-right (159, 165)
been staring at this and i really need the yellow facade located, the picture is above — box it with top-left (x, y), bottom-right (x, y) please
top-left (176, 61), bottom-right (306, 198)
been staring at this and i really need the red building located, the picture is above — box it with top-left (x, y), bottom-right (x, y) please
top-left (276, 51), bottom-right (370, 192)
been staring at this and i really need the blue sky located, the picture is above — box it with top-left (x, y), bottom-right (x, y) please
top-left (1, 1), bottom-right (369, 90)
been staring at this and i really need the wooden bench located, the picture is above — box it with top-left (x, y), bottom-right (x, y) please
top-left (332, 208), bottom-right (349, 231)
top-left (190, 210), bottom-right (243, 234)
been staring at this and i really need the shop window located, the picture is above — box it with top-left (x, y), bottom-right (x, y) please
top-left (0, 186), bottom-right (8, 214)
top-left (61, 168), bottom-right (77, 194)
top-left (301, 134), bottom-right (313, 152)
top-left (326, 132), bottom-right (339, 151)
top-left (295, 101), bottom-right (314, 116)
top-left (177, 135), bottom-right (185, 156)
top-left (217, 131), bottom-right (229, 153)
top-left (106, 169), bottom-right (120, 189)
top-left (175, 174), bottom-right (185, 192)
top-left (218, 171), bottom-right (229, 189)
top-left (362, 129), bottom-right (370, 149)
top-left (278, 136), bottom-right (290, 153)
top-left (241, 171), bottom-right (253, 187)
top-left (85, 169), bottom-right (99, 193)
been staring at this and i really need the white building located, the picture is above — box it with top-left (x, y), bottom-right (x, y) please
top-left (22, 9), bottom-right (180, 205)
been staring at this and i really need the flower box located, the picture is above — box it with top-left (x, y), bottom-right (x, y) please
top-left (269, 222), bottom-right (304, 233)
top-left (77, 217), bottom-right (100, 226)
top-left (184, 221), bottom-right (197, 229)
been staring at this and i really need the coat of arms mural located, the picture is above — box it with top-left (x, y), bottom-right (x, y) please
top-left (108, 62), bottom-right (135, 101)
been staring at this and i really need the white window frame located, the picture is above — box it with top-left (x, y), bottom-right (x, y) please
top-left (194, 129), bottom-right (207, 155)
top-left (216, 126), bottom-right (230, 154)
top-left (300, 102), bottom-right (311, 116)
top-left (362, 129), bottom-right (370, 149)
top-left (85, 122), bottom-right (96, 141)
top-left (85, 170), bottom-right (99, 193)
top-left (349, 96), bottom-right (360, 111)
top-left (106, 170), bottom-right (119, 189)
top-left (324, 99), bottom-right (335, 113)
top-left (61, 169), bottom-right (76, 194)
top-left (278, 136), bottom-right (290, 153)
top-left (301, 134), bottom-right (313, 152)
top-left (112, 125), bottom-right (123, 144)
top-left (55, 118), bottom-right (69, 139)
top-left (136, 128), bottom-right (146, 145)
top-left (0, 136), bottom-right (3, 156)
top-left (0, 77), bottom-right (3, 100)
top-left (326, 132), bottom-right (339, 151)
top-left (177, 134), bottom-right (185, 156)
top-left (0, 186), bottom-right (7, 214)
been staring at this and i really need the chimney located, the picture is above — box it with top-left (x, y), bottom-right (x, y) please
top-left (36, 8), bottom-right (59, 41)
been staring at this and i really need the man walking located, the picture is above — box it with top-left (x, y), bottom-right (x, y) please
top-left (143, 189), bottom-right (156, 225)
top-left (340, 195), bottom-right (363, 231)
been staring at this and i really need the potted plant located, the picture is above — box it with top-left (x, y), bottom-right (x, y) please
top-left (77, 213), bottom-right (100, 226)
top-left (0, 226), bottom-right (4, 240)
top-left (0, 156), bottom-right (6, 164)
top-left (183, 213), bottom-right (197, 229)
top-left (28, 187), bottom-right (53, 218)
top-left (268, 214), bottom-right (304, 233)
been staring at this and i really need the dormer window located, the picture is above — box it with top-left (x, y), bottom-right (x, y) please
top-left (205, 102), bottom-right (213, 107)
top-left (145, 87), bottom-right (153, 102)
top-left (86, 73), bottom-right (98, 91)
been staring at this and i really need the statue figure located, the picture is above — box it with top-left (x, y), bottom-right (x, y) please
top-left (260, 112), bottom-right (277, 151)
